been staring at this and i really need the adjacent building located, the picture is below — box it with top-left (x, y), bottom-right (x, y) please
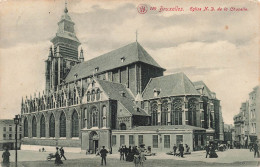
top-left (20, 5), bottom-right (224, 153)
top-left (248, 86), bottom-right (259, 142)
top-left (0, 119), bottom-right (22, 150)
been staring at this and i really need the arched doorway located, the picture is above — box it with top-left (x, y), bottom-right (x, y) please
top-left (89, 131), bottom-right (99, 154)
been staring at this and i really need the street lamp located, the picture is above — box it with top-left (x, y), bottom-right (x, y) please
top-left (13, 114), bottom-right (21, 167)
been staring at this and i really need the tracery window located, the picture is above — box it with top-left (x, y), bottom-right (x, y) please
top-left (92, 108), bottom-right (98, 127)
top-left (49, 114), bottom-right (55, 137)
top-left (161, 101), bottom-right (168, 125)
top-left (151, 103), bottom-right (158, 126)
top-left (40, 115), bottom-right (45, 137)
top-left (71, 111), bottom-right (79, 137)
top-left (171, 99), bottom-right (182, 125)
top-left (60, 112), bottom-right (66, 137)
top-left (24, 118), bottom-right (28, 137)
top-left (32, 116), bottom-right (37, 137)
top-left (188, 98), bottom-right (197, 126)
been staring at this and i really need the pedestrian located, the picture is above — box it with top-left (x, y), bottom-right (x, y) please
top-left (2, 147), bottom-right (10, 167)
top-left (119, 146), bottom-right (125, 160)
top-left (100, 146), bottom-right (108, 166)
top-left (253, 141), bottom-right (259, 158)
top-left (179, 144), bottom-right (184, 158)
top-left (124, 145), bottom-right (128, 160)
top-left (205, 144), bottom-right (210, 158)
top-left (54, 147), bottom-right (63, 166)
top-left (139, 145), bottom-right (146, 167)
top-left (60, 147), bottom-right (67, 160)
top-left (133, 151), bottom-right (140, 167)
top-left (173, 144), bottom-right (177, 156)
top-left (185, 144), bottom-right (190, 154)
top-left (209, 144), bottom-right (218, 158)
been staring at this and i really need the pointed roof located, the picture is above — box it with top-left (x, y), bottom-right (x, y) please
top-left (193, 81), bottom-right (213, 99)
top-left (142, 72), bottom-right (200, 100)
top-left (96, 79), bottom-right (149, 116)
top-left (65, 42), bottom-right (165, 82)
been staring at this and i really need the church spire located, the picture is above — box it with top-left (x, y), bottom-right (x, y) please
top-left (64, 1), bottom-right (68, 13)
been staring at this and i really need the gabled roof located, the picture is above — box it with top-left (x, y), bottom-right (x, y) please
top-left (193, 81), bottom-right (213, 99)
top-left (142, 72), bottom-right (200, 100)
top-left (96, 79), bottom-right (149, 116)
top-left (65, 42), bottom-right (165, 83)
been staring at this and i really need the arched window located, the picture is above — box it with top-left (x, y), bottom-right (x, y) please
top-left (92, 108), bottom-right (98, 127)
top-left (120, 123), bottom-right (126, 130)
top-left (40, 115), bottom-right (45, 137)
top-left (71, 111), bottom-right (79, 137)
top-left (73, 88), bottom-right (77, 105)
top-left (161, 101), bottom-right (168, 125)
top-left (84, 108), bottom-right (88, 128)
top-left (32, 116), bottom-right (37, 137)
top-left (96, 89), bottom-right (100, 101)
top-left (151, 103), bottom-right (158, 126)
top-left (61, 92), bottom-right (64, 107)
top-left (102, 106), bottom-right (107, 128)
top-left (60, 112), bottom-right (66, 137)
top-left (87, 91), bottom-right (90, 102)
top-left (188, 98), bottom-right (197, 126)
top-left (49, 114), bottom-right (55, 137)
top-left (91, 90), bottom-right (95, 101)
top-left (24, 118), bottom-right (28, 137)
top-left (171, 99), bottom-right (182, 125)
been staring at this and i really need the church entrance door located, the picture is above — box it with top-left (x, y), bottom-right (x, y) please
top-left (89, 131), bottom-right (99, 154)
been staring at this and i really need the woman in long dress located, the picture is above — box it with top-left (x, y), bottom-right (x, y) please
top-left (55, 147), bottom-right (63, 165)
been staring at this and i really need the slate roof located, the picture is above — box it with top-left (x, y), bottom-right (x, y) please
top-left (97, 79), bottom-right (149, 116)
top-left (0, 119), bottom-right (14, 125)
top-left (142, 72), bottom-right (200, 100)
top-left (132, 125), bottom-right (206, 131)
top-left (193, 81), bottom-right (213, 99)
top-left (65, 42), bottom-right (165, 83)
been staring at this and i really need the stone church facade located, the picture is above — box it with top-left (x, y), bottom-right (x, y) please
top-left (21, 6), bottom-right (223, 152)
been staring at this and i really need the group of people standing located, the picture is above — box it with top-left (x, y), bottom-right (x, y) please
top-left (172, 144), bottom-right (190, 158)
top-left (119, 145), bottom-right (146, 167)
top-left (205, 144), bottom-right (218, 158)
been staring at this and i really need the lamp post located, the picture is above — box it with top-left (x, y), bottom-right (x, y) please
top-left (14, 114), bottom-right (21, 167)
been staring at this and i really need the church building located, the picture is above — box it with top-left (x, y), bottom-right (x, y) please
top-left (21, 5), bottom-right (223, 153)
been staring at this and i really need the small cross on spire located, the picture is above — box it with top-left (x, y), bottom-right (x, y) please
top-left (64, 0), bottom-right (68, 13)
top-left (136, 30), bottom-right (138, 42)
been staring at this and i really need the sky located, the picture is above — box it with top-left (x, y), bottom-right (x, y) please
top-left (0, 0), bottom-right (259, 124)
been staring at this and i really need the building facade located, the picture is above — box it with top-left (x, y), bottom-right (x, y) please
top-left (248, 86), bottom-right (259, 142)
top-left (0, 119), bottom-right (22, 150)
top-left (20, 5), bottom-right (224, 153)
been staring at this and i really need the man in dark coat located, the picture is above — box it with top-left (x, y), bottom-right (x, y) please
top-left (173, 144), bottom-right (177, 156)
top-left (100, 146), bottom-right (109, 166)
top-left (2, 148), bottom-right (10, 167)
top-left (60, 147), bottom-right (67, 160)
top-left (254, 141), bottom-right (259, 158)
top-left (119, 146), bottom-right (125, 160)
top-left (179, 144), bottom-right (184, 158)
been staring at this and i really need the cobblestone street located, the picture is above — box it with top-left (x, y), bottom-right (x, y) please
top-left (1, 149), bottom-right (259, 167)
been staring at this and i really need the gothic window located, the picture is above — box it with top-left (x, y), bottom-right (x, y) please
top-left (151, 103), bottom-right (158, 126)
top-left (91, 90), bottom-right (95, 101)
top-left (40, 115), bottom-right (45, 137)
top-left (32, 116), bottom-right (37, 137)
top-left (188, 98), bottom-right (197, 126)
top-left (120, 123), bottom-right (126, 130)
top-left (171, 99), bottom-right (182, 125)
top-left (71, 111), bottom-right (79, 137)
top-left (92, 108), bottom-right (98, 127)
top-left (102, 106), bottom-right (106, 127)
top-left (161, 101), bottom-right (168, 125)
top-left (24, 118), bottom-right (28, 137)
top-left (49, 114), bottom-right (55, 137)
top-left (61, 92), bottom-right (64, 107)
top-left (60, 112), bottom-right (66, 137)
top-left (73, 88), bottom-right (76, 105)
top-left (84, 108), bottom-right (88, 128)
top-left (96, 89), bottom-right (100, 101)
top-left (87, 91), bottom-right (90, 102)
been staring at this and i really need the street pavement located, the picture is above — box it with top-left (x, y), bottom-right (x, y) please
top-left (0, 149), bottom-right (259, 167)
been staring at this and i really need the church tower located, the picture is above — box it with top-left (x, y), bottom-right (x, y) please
top-left (45, 3), bottom-right (81, 92)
